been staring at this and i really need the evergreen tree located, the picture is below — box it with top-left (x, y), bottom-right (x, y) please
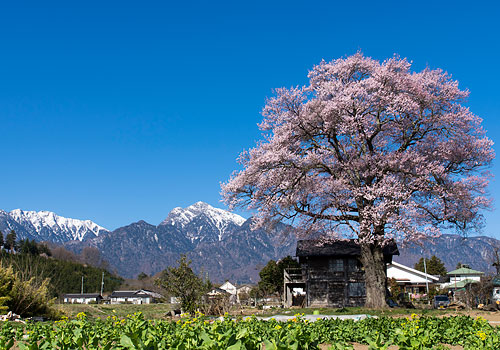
top-left (0, 248), bottom-right (123, 297)
top-left (257, 256), bottom-right (300, 298)
top-left (0, 231), bottom-right (4, 249)
top-left (4, 231), bottom-right (17, 253)
top-left (18, 239), bottom-right (40, 255)
top-left (37, 243), bottom-right (52, 256)
top-left (414, 255), bottom-right (447, 276)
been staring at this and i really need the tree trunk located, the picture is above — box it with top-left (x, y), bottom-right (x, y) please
top-left (360, 242), bottom-right (388, 308)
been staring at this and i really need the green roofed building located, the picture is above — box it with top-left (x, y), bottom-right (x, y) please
top-left (441, 267), bottom-right (484, 290)
top-left (493, 276), bottom-right (500, 303)
top-left (493, 275), bottom-right (500, 287)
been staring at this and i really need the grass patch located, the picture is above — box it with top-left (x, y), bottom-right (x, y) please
top-left (260, 306), bottom-right (451, 318)
top-left (56, 303), bottom-right (173, 319)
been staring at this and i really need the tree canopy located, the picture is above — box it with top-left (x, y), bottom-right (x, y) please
top-left (4, 231), bottom-right (17, 252)
top-left (0, 249), bottom-right (122, 298)
top-left (155, 255), bottom-right (211, 313)
top-left (257, 256), bottom-right (300, 298)
top-left (414, 255), bottom-right (447, 276)
top-left (222, 53), bottom-right (493, 307)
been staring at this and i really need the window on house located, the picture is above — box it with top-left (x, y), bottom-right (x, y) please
top-left (348, 282), bottom-right (365, 297)
top-left (329, 258), bottom-right (344, 272)
top-left (347, 258), bottom-right (362, 272)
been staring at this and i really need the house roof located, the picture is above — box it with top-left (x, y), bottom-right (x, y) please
top-left (296, 239), bottom-right (399, 257)
top-left (138, 289), bottom-right (163, 298)
top-left (208, 288), bottom-right (229, 295)
top-left (220, 281), bottom-right (236, 289)
top-left (389, 261), bottom-right (440, 282)
top-left (237, 284), bottom-right (253, 290)
top-left (442, 278), bottom-right (479, 289)
top-left (63, 293), bottom-right (102, 298)
top-left (446, 267), bottom-right (484, 276)
top-left (110, 290), bottom-right (150, 298)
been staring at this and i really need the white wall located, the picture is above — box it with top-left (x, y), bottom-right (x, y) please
top-left (449, 275), bottom-right (481, 283)
top-left (387, 263), bottom-right (438, 284)
top-left (64, 298), bottom-right (96, 304)
top-left (110, 297), bottom-right (150, 304)
top-left (220, 282), bottom-right (237, 295)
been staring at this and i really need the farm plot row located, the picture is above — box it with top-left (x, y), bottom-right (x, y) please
top-left (0, 312), bottom-right (499, 350)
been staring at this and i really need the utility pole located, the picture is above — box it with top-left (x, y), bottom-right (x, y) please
top-left (81, 276), bottom-right (84, 294)
top-left (423, 256), bottom-right (429, 295)
top-left (100, 272), bottom-right (104, 296)
top-left (420, 247), bottom-right (430, 303)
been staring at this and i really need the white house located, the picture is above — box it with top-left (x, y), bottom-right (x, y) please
top-left (207, 287), bottom-right (230, 297)
top-left (219, 281), bottom-right (237, 295)
top-left (387, 261), bottom-right (440, 294)
top-left (236, 284), bottom-right (252, 304)
top-left (138, 289), bottom-right (163, 300)
top-left (62, 293), bottom-right (103, 304)
top-left (441, 267), bottom-right (484, 290)
top-left (109, 290), bottom-right (153, 304)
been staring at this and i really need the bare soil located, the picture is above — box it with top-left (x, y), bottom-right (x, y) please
top-left (343, 345), bottom-right (462, 350)
top-left (453, 310), bottom-right (500, 324)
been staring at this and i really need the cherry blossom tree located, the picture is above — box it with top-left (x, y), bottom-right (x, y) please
top-left (222, 53), bottom-right (494, 308)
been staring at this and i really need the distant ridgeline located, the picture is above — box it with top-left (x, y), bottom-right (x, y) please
top-left (0, 240), bottom-right (123, 298)
top-left (2, 204), bottom-right (500, 283)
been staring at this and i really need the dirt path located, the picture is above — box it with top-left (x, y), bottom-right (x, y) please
top-left (346, 345), bottom-right (463, 350)
top-left (439, 310), bottom-right (500, 324)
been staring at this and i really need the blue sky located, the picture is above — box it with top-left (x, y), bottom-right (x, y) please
top-left (1, 1), bottom-right (499, 237)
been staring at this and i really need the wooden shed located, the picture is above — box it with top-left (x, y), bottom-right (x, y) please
top-left (284, 239), bottom-right (399, 308)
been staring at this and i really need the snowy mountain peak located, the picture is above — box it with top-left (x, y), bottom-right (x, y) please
top-left (6, 209), bottom-right (109, 242)
top-left (160, 202), bottom-right (246, 241)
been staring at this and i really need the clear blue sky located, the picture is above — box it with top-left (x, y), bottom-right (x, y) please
top-left (1, 1), bottom-right (499, 236)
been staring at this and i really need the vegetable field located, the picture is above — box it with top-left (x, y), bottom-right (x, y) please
top-left (1, 312), bottom-right (499, 350)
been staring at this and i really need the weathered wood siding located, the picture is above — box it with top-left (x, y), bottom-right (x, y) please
top-left (302, 256), bottom-right (366, 307)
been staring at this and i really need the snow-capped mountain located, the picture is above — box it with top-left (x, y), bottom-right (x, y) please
top-left (7, 201), bottom-right (500, 283)
top-left (160, 201), bottom-right (246, 242)
top-left (0, 209), bottom-right (109, 242)
top-left (62, 201), bottom-right (297, 281)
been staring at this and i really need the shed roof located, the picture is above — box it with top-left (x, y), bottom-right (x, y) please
top-left (446, 267), bottom-right (484, 276)
top-left (110, 291), bottom-right (150, 298)
top-left (296, 239), bottom-right (399, 257)
top-left (63, 293), bottom-right (102, 298)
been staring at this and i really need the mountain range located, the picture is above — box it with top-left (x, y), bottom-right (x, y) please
top-left (0, 209), bottom-right (108, 243)
top-left (1, 202), bottom-right (499, 282)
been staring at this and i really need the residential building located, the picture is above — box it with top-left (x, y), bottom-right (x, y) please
top-left (284, 239), bottom-right (399, 308)
top-left (109, 290), bottom-right (156, 304)
top-left (207, 287), bottom-right (230, 297)
top-left (219, 281), bottom-right (237, 303)
top-left (236, 284), bottom-right (252, 304)
top-left (441, 267), bottom-right (484, 290)
top-left (387, 261), bottom-right (440, 294)
top-left (492, 275), bottom-right (500, 303)
top-left (62, 293), bottom-right (103, 304)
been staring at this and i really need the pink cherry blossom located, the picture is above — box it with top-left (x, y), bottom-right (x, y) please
top-left (221, 53), bottom-right (494, 307)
